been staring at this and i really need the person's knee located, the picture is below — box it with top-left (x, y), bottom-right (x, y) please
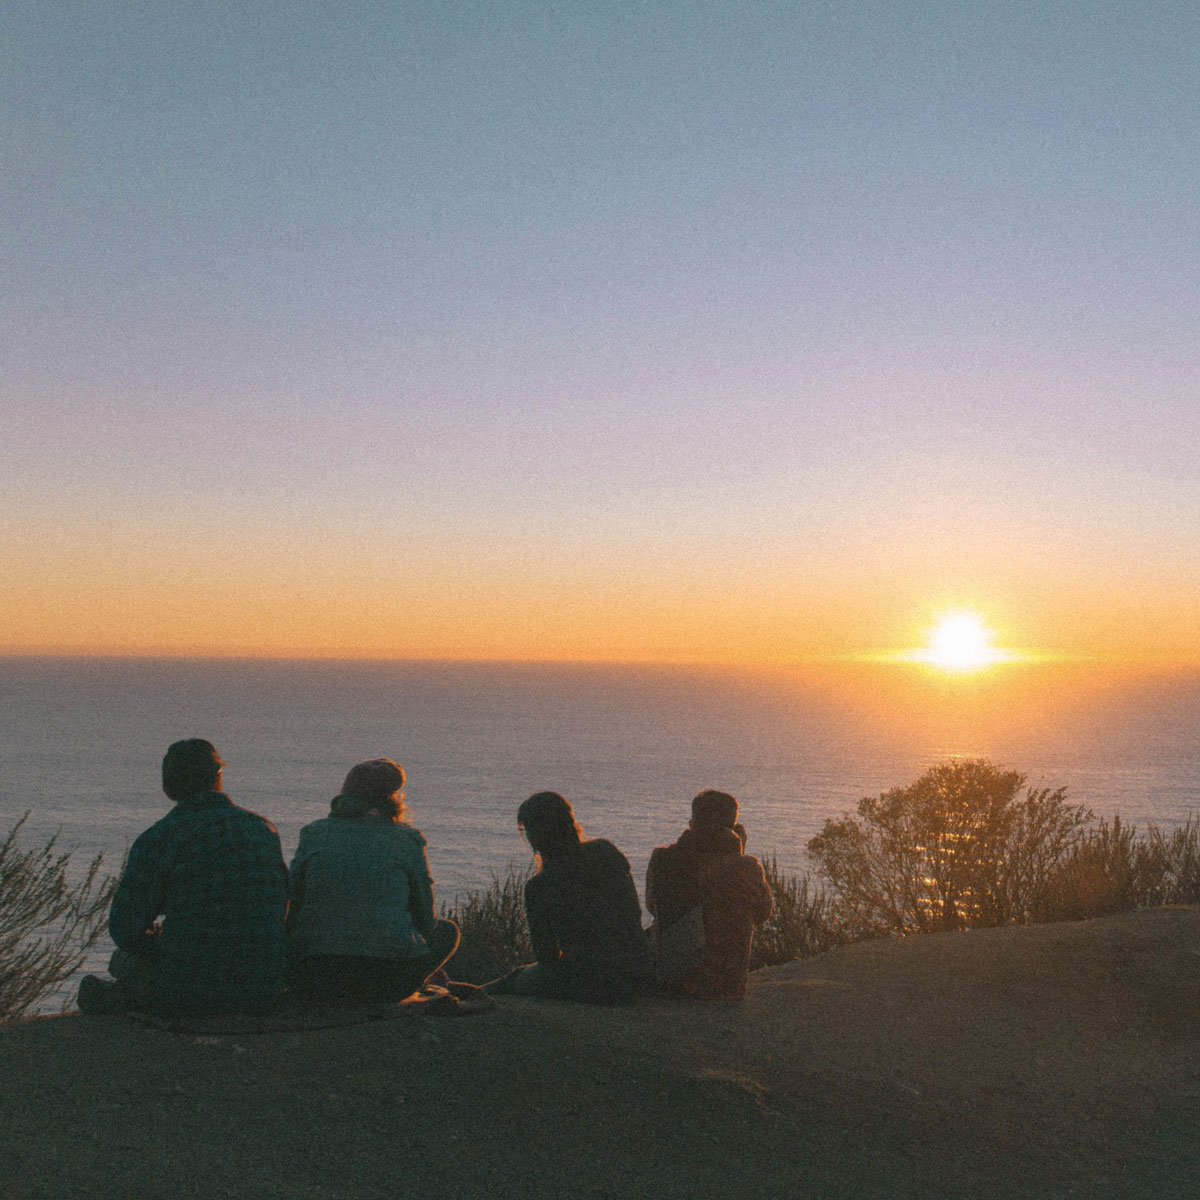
top-left (431, 917), bottom-right (460, 953)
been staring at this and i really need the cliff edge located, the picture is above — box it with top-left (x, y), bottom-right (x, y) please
top-left (2, 907), bottom-right (1198, 1199)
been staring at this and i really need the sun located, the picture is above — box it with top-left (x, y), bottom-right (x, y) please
top-left (919, 612), bottom-right (1003, 671)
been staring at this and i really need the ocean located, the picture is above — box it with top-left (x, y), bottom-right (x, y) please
top-left (4, 656), bottom-right (1199, 1006)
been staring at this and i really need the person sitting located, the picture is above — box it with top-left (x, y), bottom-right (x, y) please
top-left (645, 789), bottom-right (773, 1000)
top-left (484, 792), bottom-right (650, 1004)
top-left (77, 739), bottom-right (288, 1016)
top-left (287, 758), bottom-right (459, 1004)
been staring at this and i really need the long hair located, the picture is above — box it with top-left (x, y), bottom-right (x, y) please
top-left (518, 791), bottom-right (583, 866)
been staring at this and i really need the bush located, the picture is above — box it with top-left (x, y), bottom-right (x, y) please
top-left (1135, 817), bottom-right (1200, 906)
top-left (808, 760), bottom-right (1093, 935)
top-left (1, 814), bottom-right (117, 1023)
top-left (750, 858), bottom-right (844, 970)
top-left (440, 867), bottom-right (532, 984)
top-left (1049, 815), bottom-right (1200, 919)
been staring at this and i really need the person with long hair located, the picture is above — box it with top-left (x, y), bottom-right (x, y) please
top-left (485, 792), bottom-right (649, 1003)
top-left (287, 758), bottom-right (459, 1003)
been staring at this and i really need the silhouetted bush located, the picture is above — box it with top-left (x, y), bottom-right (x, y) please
top-left (441, 867), bottom-right (532, 984)
top-left (750, 857), bottom-right (845, 970)
top-left (1049, 815), bottom-right (1200, 919)
top-left (808, 760), bottom-right (1093, 935)
top-left (1, 814), bottom-right (117, 1024)
top-left (1136, 817), bottom-right (1200, 905)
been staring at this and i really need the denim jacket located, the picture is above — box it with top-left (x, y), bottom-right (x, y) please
top-left (287, 812), bottom-right (435, 960)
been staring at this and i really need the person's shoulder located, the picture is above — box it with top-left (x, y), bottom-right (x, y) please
top-left (584, 838), bottom-right (631, 871)
top-left (130, 807), bottom-right (178, 850)
top-left (387, 821), bottom-right (428, 854)
top-left (524, 869), bottom-right (548, 904)
top-left (394, 820), bottom-right (426, 843)
top-left (736, 851), bottom-right (768, 877)
top-left (649, 834), bottom-right (686, 862)
top-left (227, 799), bottom-right (280, 838)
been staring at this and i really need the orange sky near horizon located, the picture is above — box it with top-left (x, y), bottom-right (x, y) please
top-left (4, 524), bottom-right (1198, 665)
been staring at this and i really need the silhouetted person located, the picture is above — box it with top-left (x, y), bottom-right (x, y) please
top-left (77, 739), bottom-right (287, 1015)
top-left (485, 792), bottom-right (650, 1003)
top-left (287, 759), bottom-right (459, 1004)
top-left (646, 789), bottom-right (772, 1000)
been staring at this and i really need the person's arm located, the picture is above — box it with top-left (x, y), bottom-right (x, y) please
top-left (741, 856), bottom-right (774, 925)
top-left (407, 832), bottom-right (436, 939)
top-left (524, 875), bottom-right (560, 966)
top-left (108, 828), bottom-right (168, 951)
top-left (285, 833), bottom-right (309, 932)
top-left (645, 849), bottom-right (661, 920)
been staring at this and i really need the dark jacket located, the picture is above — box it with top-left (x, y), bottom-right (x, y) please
top-left (646, 824), bottom-right (772, 1000)
top-left (109, 791), bottom-right (288, 1013)
top-left (524, 838), bottom-right (649, 1003)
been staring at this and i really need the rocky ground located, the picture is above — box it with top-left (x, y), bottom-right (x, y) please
top-left (3, 907), bottom-right (1199, 1199)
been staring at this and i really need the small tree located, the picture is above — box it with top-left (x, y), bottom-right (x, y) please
top-left (0, 814), bottom-right (117, 1023)
top-left (808, 760), bottom-right (1092, 935)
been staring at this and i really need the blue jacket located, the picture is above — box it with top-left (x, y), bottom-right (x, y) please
top-left (287, 811), bottom-right (435, 960)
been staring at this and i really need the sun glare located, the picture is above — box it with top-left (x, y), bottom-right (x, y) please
top-left (919, 613), bottom-right (1003, 671)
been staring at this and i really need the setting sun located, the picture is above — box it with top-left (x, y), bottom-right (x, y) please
top-left (919, 613), bottom-right (1004, 671)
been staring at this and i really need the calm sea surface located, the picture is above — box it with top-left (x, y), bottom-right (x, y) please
top-left (3, 656), bottom-right (1199, 1006)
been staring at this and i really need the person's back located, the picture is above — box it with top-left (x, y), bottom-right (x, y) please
top-left (486, 792), bottom-right (649, 1004)
top-left (525, 837), bottom-right (647, 978)
top-left (111, 790), bottom-right (288, 1013)
top-left (81, 739), bottom-right (288, 1017)
top-left (288, 813), bottom-right (432, 960)
top-left (646, 789), bottom-right (772, 1001)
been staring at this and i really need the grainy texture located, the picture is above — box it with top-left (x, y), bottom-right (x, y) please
top-left (2, 907), bottom-right (1199, 1199)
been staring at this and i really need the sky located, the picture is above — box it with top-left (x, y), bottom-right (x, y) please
top-left (4, 1), bottom-right (1198, 664)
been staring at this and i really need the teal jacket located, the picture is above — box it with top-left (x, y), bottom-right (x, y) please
top-left (287, 809), bottom-right (436, 960)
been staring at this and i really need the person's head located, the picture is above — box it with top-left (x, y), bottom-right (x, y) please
top-left (339, 758), bottom-right (407, 821)
top-left (161, 739), bottom-right (224, 803)
top-left (691, 789), bottom-right (739, 831)
top-left (517, 791), bottom-right (582, 864)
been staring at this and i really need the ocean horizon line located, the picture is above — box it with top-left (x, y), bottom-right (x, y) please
top-left (4, 649), bottom-right (1199, 671)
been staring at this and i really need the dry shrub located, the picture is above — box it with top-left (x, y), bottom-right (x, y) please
top-left (1050, 816), bottom-right (1200, 919)
top-left (751, 857), bottom-right (845, 970)
top-left (440, 867), bottom-right (532, 984)
top-left (808, 761), bottom-right (1200, 936)
top-left (1, 814), bottom-right (117, 1023)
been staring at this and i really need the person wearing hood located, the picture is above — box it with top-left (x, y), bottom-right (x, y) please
top-left (287, 758), bottom-right (459, 1003)
top-left (645, 789), bottom-right (773, 1000)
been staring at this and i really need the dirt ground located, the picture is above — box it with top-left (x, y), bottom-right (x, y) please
top-left (2, 907), bottom-right (1199, 1199)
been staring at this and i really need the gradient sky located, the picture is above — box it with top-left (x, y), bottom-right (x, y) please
top-left (4, 2), bottom-right (1198, 662)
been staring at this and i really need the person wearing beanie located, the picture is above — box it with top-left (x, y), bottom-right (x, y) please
top-left (287, 758), bottom-right (459, 1003)
top-left (645, 789), bottom-right (773, 1000)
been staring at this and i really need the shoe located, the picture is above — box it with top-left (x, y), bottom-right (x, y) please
top-left (76, 974), bottom-right (126, 1015)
